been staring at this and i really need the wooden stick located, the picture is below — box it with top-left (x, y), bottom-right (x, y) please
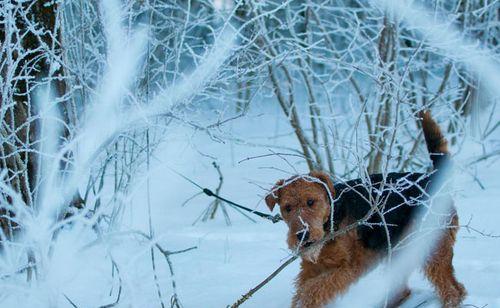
top-left (229, 256), bottom-right (298, 308)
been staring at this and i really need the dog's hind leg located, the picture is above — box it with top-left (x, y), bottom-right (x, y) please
top-left (423, 215), bottom-right (466, 308)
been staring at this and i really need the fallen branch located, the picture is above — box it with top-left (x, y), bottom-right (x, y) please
top-left (228, 220), bottom-right (365, 308)
top-left (228, 255), bottom-right (298, 308)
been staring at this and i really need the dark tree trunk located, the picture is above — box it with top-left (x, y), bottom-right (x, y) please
top-left (0, 1), bottom-right (65, 236)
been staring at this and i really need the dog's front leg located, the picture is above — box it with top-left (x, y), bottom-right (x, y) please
top-left (292, 266), bottom-right (359, 308)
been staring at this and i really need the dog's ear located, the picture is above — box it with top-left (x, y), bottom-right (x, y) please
top-left (309, 171), bottom-right (335, 200)
top-left (265, 179), bottom-right (284, 212)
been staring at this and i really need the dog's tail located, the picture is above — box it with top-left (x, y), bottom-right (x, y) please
top-left (420, 110), bottom-right (449, 171)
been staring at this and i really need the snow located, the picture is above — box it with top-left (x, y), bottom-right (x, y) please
top-left (130, 110), bottom-right (500, 308)
top-left (4, 106), bottom-right (497, 308)
top-left (1, 1), bottom-right (498, 306)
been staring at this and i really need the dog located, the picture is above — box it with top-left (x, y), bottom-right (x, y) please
top-left (265, 111), bottom-right (466, 308)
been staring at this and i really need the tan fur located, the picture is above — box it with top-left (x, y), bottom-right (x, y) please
top-left (420, 110), bottom-right (449, 155)
top-left (292, 219), bottom-right (380, 308)
top-left (265, 174), bottom-right (334, 250)
top-left (424, 214), bottom-right (466, 308)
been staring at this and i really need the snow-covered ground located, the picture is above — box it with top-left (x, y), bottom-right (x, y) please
top-left (133, 112), bottom-right (499, 308)
top-left (2, 105), bottom-right (498, 308)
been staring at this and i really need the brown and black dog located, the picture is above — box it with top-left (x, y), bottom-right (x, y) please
top-left (265, 112), bottom-right (466, 308)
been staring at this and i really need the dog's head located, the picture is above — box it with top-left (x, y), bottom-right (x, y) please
top-left (265, 171), bottom-right (335, 257)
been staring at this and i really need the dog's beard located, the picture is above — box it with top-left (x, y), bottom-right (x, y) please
top-left (301, 242), bottom-right (323, 263)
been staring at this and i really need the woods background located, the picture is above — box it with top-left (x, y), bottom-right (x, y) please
top-left (0, 0), bottom-right (498, 307)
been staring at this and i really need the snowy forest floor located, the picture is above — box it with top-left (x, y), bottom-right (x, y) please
top-left (138, 114), bottom-right (499, 308)
top-left (4, 105), bottom-right (499, 308)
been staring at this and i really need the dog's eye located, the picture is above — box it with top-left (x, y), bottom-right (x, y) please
top-left (284, 205), bottom-right (292, 213)
top-left (307, 199), bottom-right (314, 207)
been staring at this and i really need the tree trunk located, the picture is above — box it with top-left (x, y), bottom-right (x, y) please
top-left (0, 0), bottom-right (65, 236)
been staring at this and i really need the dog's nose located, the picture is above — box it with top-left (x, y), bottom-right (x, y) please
top-left (296, 230), bottom-right (310, 242)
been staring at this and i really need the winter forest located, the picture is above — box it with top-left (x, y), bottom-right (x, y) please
top-left (0, 0), bottom-right (499, 307)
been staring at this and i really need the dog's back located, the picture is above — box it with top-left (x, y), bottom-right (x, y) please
top-left (333, 172), bottom-right (430, 250)
top-left (332, 111), bottom-right (452, 250)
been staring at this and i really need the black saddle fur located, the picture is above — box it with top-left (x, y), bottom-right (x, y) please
top-left (332, 172), bottom-right (437, 250)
